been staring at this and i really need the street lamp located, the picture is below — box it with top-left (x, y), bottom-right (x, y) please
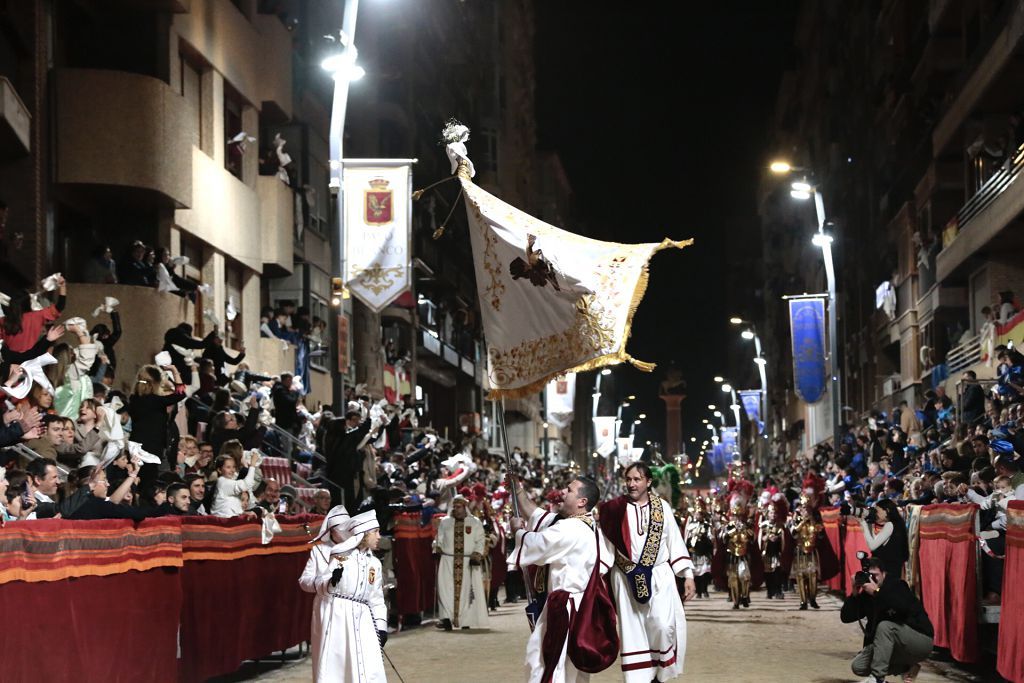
top-left (773, 159), bottom-right (841, 451)
top-left (707, 404), bottom-right (716, 410)
top-left (713, 376), bottom-right (724, 383)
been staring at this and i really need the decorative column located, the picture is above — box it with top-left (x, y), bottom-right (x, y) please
top-left (660, 393), bottom-right (685, 456)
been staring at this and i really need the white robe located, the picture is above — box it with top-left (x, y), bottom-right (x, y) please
top-left (507, 508), bottom-right (611, 683)
top-left (603, 497), bottom-right (694, 682)
top-left (435, 514), bottom-right (488, 628)
top-left (299, 546), bottom-right (387, 683)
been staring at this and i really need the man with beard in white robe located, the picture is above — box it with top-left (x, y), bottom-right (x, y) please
top-left (508, 475), bottom-right (612, 683)
top-left (299, 507), bottom-right (388, 683)
top-left (434, 494), bottom-right (488, 629)
top-left (598, 462), bottom-right (695, 682)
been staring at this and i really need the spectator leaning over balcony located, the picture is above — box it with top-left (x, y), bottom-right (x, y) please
top-left (0, 276), bottom-right (66, 353)
top-left (997, 290), bottom-right (1019, 325)
top-left (202, 330), bottom-right (245, 387)
top-left (163, 323), bottom-right (208, 386)
top-left (48, 321), bottom-right (97, 419)
top-left (127, 363), bottom-right (187, 489)
top-left (83, 244), bottom-right (117, 284)
top-left (210, 448), bottom-right (262, 518)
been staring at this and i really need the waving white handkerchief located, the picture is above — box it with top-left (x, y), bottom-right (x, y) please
top-left (41, 273), bottom-right (62, 292)
top-left (20, 353), bottom-right (57, 396)
top-left (0, 291), bottom-right (10, 316)
top-left (28, 292), bottom-right (44, 311)
top-left (99, 396), bottom-right (125, 444)
top-left (170, 255), bottom-right (189, 267)
top-left (97, 441), bottom-right (124, 471)
top-left (63, 316), bottom-right (87, 331)
top-left (127, 441), bottom-right (162, 465)
top-left (91, 296), bottom-right (120, 317)
top-left (156, 264), bottom-right (179, 293)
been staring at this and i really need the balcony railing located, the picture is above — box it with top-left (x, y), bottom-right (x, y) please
top-left (946, 142), bottom-right (1024, 245)
top-left (946, 334), bottom-right (982, 373)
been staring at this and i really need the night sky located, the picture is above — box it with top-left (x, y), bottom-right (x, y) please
top-left (534, 3), bottom-right (797, 455)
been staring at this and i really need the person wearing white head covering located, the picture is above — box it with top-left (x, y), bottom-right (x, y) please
top-left (299, 507), bottom-right (387, 683)
top-left (433, 494), bottom-right (488, 630)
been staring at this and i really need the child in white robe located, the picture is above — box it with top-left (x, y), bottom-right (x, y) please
top-left (299, 507), bottom-right (388, 683)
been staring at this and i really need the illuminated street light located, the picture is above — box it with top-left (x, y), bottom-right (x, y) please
top-left (601, 368), bottom-right (612, 376)
top-left (627, 395), bottom-right (636, 400)
top-left (790, 188), bottom-right (812, 200)
top-left (634, 419), bottom-right (642, 425)
top-left (754, 357), bottom-right (767, 366)
top-left (741, 329), bottom-right (755, 340)
top-left (702, 419), bottom-right (709, 424)
top-left (638, 413), bottom-right (647, 419)
top-left (689, 437), bottom-right (696, 442)
top-left (713, 376), bottom-right (724, 383)
top-left (707, 404), bottom-right (716, 410)
top-left (714, 411), bottom-right (722, 417)
top-left (791, 179), bottom-right (812, 193)
top-left (769, 160), bottom-right (792, 174)
top-left (811, 232), bottom-right (834, 247)
top-left (721, 383), bottom-right (732, 393)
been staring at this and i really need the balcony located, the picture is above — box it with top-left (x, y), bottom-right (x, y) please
top-left (54, 68), bottom-right (192, 207)
top-left (417, 326), bottom-right (478, 386)
top-left (936, 142), bottom-right (1024, 281)
top-left (257, 176), bottom-right (294, 276)
top-left (0, 77), bottom-right (30, 158)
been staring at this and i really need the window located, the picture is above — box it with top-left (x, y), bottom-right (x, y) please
top-left (309, 293), bottom-right (330, 371)
top-left (225, 262), bottom-right (245, 350)
top-left (179, 52), bottom-right (204, 151)
top-left (224, 83), bottom-right (245, 180)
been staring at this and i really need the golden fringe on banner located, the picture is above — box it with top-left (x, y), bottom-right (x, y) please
top-left (486, 237), bottom-right (694, 399)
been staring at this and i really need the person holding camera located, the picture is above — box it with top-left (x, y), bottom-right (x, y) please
top-left (841, 557), bottom-right (933, 683)
top-left (857, 498), bottom-right (909, 578)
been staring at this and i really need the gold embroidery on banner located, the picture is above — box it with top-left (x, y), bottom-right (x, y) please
top-left (467, 199), bottom-right (505, 311)
top-left (351, 263), bottom-right (405, 296)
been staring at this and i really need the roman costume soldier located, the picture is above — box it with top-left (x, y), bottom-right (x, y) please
top-left (758, 494), bottom-right (792, 600)
top-left (787, 473), bottom-right (840, 610)
top-left (711, 479), bottom-right (764, 609)
top-left (685, 496), bottom-right (714, 598)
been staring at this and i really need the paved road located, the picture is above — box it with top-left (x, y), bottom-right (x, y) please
top-left (235, 589), bottom-right (977, 683)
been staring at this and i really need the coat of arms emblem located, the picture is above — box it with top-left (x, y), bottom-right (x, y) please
top-left (364, 177), bottom-right (393, 225)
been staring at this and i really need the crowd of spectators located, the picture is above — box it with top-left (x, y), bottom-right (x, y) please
top-left (746, 342), bottom-right (1024, 606)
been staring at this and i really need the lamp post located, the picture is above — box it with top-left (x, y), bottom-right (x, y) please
top-left (325, 0), bottom-right (363, 411)
top-left (771, 159), bottom-right (841, 452)
top-left (721, 383), bottom-right (741, 428)
top-left (730, 317), bottom-right (770, 467)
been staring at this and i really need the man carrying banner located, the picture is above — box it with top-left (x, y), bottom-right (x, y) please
top-left (507, 474), bottom-right (614, 683)
top-left (599, 462), bottom-right (696, 681)
top-left (434, 495), bottom-right (488, 630)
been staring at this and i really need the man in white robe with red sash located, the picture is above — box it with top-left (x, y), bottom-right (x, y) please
top-left (599, 462), bottom-right (695, 681)
top-left (508, 475), bottom-right (613, 683)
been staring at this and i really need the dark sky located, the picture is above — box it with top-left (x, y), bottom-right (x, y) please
top-left (534, 3), bottom-right (797, 456)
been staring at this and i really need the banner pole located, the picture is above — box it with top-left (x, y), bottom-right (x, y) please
top-left (496, 399), bottom-right (534, 606)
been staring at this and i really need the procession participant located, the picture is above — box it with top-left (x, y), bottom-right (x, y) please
top-left (507, 474), bottom-right (614, 683)
top-left (685, 496), bottom-right (714, 598)
top-left (298, 506), bottom-right (388, 683)
top-left (758, 494), bottom-right (791, 600)
top-left (598, 462), bottom-right (695, 681)
top-left (713, 481), bottom-right (763, 609)
top-left (433, 494), bottom-right (488, 630)
top-left (789, 473), bottom-right (840, 609)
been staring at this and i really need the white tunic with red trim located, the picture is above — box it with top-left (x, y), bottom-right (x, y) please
top-left (507, 507), bottom-right (611, 683)
top-left (603, 496), bottom-right (694, 682)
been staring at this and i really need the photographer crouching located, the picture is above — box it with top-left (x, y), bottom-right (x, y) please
top-left (840, 555), bottom-right (933, 683)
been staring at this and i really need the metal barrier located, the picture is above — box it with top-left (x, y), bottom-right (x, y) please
top-left (946, 335), bottom-right (982, 373)
top-left (7, 443), bottom-right (71, 479)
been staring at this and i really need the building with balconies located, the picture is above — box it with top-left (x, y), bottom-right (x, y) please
top-left (760, 0), bottom-right (1024, 454)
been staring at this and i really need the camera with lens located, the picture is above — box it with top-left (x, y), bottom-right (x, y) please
top-left (852, 550), bottom-right (873, 588)
top-left (849, 503), bottom-right (877, 525)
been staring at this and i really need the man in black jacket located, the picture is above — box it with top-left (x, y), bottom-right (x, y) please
top-left (323, 410), bottom-right (372, 508)
top-left (960, 370), bottom-right (986, 426)
top-left (271, 373), bottom-right (300, 434)
top-left (840, 558), bottom-right (934, 682)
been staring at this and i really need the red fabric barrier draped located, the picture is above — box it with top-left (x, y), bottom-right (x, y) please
top-left (393, 512), bottom-right (438, 614)
top-left (178, 552), bottom-right (314, 682)
top-left (998, 501), bottom-right (1024, 683)
top-left (917, 504), bottom-right (978, 664)
top-left (821, 507), bottom-right (844, 592)
top-left (842, 517), bottom-right (869, 595)
top-left (0, 567), bottom-right (182, 683)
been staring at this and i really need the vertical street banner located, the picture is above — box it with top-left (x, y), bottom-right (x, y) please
top-left (544, 373), bottom-right (576, 428)
top-left (341, 160), bottom-right (413, 311)
top-left (721, 426), bottom-right (739, 461)
top-left (593, 416), bottom-right (617, 457)
top-left (739, 389), bottom-right (762, 434)
top-left (788, 297), bottom-right (827, 404)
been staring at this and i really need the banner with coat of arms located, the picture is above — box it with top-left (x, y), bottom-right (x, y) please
top-left (342, 161), bottom-right (413, 311)
top-left (544, 372), bottom-right (576, 429)
top-left (440, 125), bottom-right (692, 398)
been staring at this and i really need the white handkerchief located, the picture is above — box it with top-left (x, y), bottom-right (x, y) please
top-left (28, 292), bottom-right (44, 311)
top-left (127, 441), bottom-right (162, 465)
top-left (197, 283), bottom-right (213, 296)
top-left (156, 264), bottom-right (179, 293)
top-left (41, 273), bottom-right (62, 292)
top-left (92, 296), bottom-right (120, 317)
top-left (154, 351), bottom-right (172, 367)
top-left (204, 308), bottom-right (221, 327)
top-left (0, 292), bottom-right (10, 316)
top-left (170, 255), bottom-right (189, 267)
top-left (97, 441), bottom-right (124, 471)
top-left (226, 296), bottom-right (238, 322)
top-left (64, 316), bottom-right (87, 330)
top-left (261, 513), bottom-right (282, 545)
top-left (20, 353), bottom-right (57, 396)
top-left (99, 396), bottom-right (125, 444)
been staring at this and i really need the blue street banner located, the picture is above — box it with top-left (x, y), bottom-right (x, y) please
top-left (710, 443), bottom-right (727, 474)
top-left (739, 390), bottom-right (762, 433)
top-left (721, 426), bottom-right (739, 460)
top-left (788, 298), bottom-right (827, 404)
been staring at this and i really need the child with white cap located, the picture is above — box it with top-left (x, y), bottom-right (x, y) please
top-left (299, 507), bottom-right (388, 682)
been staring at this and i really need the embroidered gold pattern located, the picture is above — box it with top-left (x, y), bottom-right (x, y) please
top-left (351, 263), bottom-right (405, 295)
top-left (452, 520), bottom-right (464, 628)
top-left (613, 500), bottom-right (664, 603)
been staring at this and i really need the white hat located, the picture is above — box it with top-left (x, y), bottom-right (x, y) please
top-left (329, 510), bottom-right (380, 555)
top-left (311, 504), bottom-right (350, 545)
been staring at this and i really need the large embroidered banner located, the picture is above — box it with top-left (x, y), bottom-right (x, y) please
top-left (342, 160), bottom-right (413, 311)
top-left (0, 517), bottom-right (182, 584)
top-left (451, 153), bottom-right (690, 397)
